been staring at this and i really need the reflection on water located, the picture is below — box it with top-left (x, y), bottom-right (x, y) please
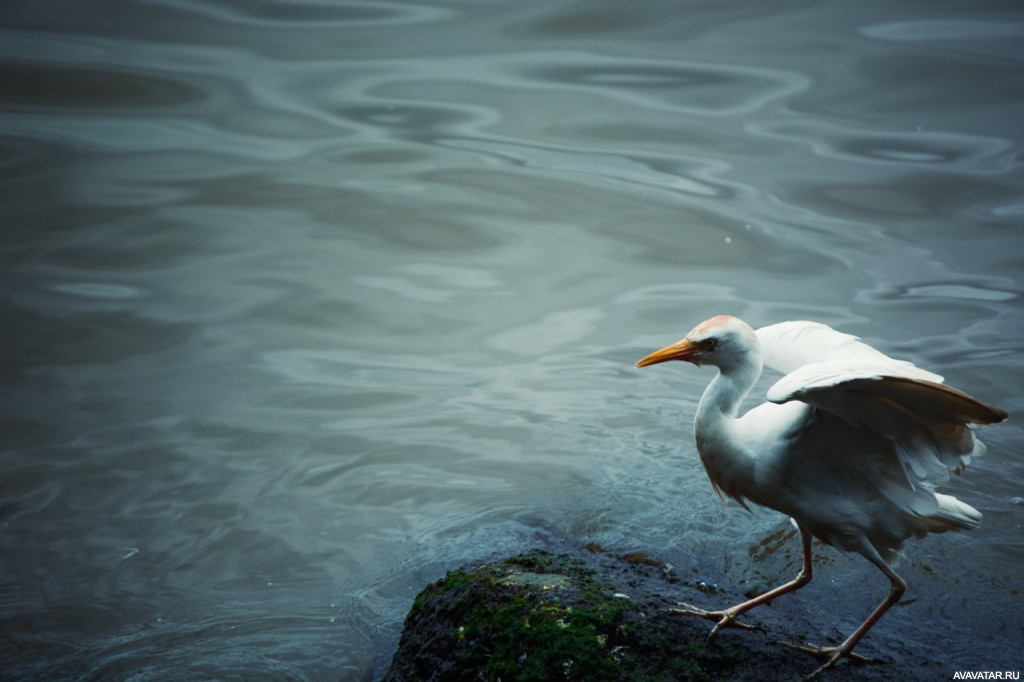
top-left (2, 0), bottom-right (1023, 678)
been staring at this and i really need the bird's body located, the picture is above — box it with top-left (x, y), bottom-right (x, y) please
top-left (636, 315), bottom-right (1005, 678)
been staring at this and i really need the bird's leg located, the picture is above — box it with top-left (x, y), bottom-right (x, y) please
top-left (776, 547), bottom-right (907, 680)
top-left (671, 526), bottom-right (815, 642)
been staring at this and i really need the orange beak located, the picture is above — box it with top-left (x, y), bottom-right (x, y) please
top-left (635, 339), bottom-right (700, 368)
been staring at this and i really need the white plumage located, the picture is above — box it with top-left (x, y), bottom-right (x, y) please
top-left (636, 315), bottom-right (1005, 678)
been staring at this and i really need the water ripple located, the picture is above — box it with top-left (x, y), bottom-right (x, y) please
top-left (50, 282), bottom-right (150, 300)
top-left (522, 57), bottom-right (810, 115)
top-left (751, 120), bottom-right (1018, 175)
top-left (438, 138), bottom-right (729, 198)
top-left (863, 19), bottom-right (1024, 42)
top-left (1, 61), bottom-right (206, 110)
top-left (146, 0), bottom-right (458, 28)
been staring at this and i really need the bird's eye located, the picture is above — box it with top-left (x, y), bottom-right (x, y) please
top-left (702, 338), bottom-right (717, 350)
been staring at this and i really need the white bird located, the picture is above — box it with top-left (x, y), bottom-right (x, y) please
top-left (635, 315), bottom-right (1006, 678)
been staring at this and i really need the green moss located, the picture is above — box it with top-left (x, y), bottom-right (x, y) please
top-left (504, 550), bottom-right (585, 577)
top-left (397, 551), bottom-right (752, 682)
top-left (452, 591), bottom-right (624, 681)
top-left (409, 569), bottom-right (475, 617)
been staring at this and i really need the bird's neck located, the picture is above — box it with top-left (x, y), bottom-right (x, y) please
top-left (693, 358), bottom-right (762, 506)
top-left (697, 361), bottom-right (758, 419)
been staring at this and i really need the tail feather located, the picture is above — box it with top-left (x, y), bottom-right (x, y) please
top-left (926, 493), bottom-right (982, 532)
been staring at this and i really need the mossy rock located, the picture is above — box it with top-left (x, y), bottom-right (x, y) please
top-left (383, 547), bottom-right (946, 682)
top-left (387, 550), bottom-right (727, 681)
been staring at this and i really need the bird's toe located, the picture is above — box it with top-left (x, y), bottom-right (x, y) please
top-left (773, 640), bottom-right (872, 678)
top-left (667, 603), bottom-right (755, 634)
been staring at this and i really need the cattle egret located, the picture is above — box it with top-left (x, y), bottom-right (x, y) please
top-left (635, 315), bottom-right (1006, 678)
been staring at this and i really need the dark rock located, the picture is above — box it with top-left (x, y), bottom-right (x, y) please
top-left (382, 546), bottom-right (945, 681)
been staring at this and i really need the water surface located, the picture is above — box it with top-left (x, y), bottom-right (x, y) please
top-left (2, 0), bottom-right (1023, 679)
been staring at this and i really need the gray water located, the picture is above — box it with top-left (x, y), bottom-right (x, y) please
top-left (2, 0), bottom-right (1023, 679)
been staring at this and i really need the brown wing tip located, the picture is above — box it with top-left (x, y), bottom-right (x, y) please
top-left (886, 376), bottom-right (1007, 425)
top-left (980, 403), bottom-right (1008, 424)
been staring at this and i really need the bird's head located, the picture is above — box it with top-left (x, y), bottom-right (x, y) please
top-left (634, 315), bottom-right (759, 371)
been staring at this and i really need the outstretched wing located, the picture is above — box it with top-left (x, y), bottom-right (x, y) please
top-left (756, 320), bottom-right (943, 382)
top-left (755, 321), bottom-right (1005, 518)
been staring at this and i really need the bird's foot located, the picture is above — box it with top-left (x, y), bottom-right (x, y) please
top-left (772, 640), bottom-right (872, 679)
top-left (668, 603), bottom-right (756, 641)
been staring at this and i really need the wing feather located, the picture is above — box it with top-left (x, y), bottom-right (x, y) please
top-left (767, 367), bottom-right (1006, 427)
top-left (756, 320), bottom-right (942, 382)
top-left (755, 321), bottom-right (1006, 523)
